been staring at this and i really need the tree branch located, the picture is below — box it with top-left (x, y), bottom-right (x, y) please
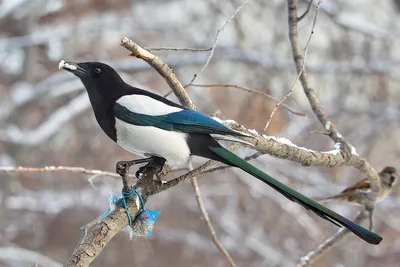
top-left (297, 209), bottom-right (369, 267)
top-left (190, 83), bottom-right (305, 116)
top-left (185, 0), bottom-right (252, 86)
top-left (120, 37), bottom-right (194, 109)
top-left (0, 166), bottom-right (120, 178)
top-left (190, 162), bottom-right (237, 267)
top-left (145, 47), bottom-right (212, 52)
top-left (64, 167), bottom-right (161, 267)
top-left (297, 0), bottom-right (314, 22)
top-left (264, 0), bottom-right (319, 131)
top-left (64, 207), bottom-right (135, 267)
top-left (286, 0), bottom-right (380, 192)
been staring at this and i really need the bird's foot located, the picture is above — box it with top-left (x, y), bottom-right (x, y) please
top-left (156, 164), bottom-right (171, 179)
top-left (135, 156), bottom-right (166, 179)
top-left (135, 162), bottom-right (163, 179)
top-left (116, 158), bottom-right (154, 178)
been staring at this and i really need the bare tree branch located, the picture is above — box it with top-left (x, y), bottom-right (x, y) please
top-left (64, 198), bottom-right (139, 267)
top-left (287, 0), bottom-right (380, 192)
top-left (0, 166), bottom-right (120, 178)
top-left (190, 162), bottom-right (237, 267)
top-left (297, 0), bottom-right (314, 22)
top-left (145, 47), bottom-right (212, 52)
top-left (64, 165), bottom-right (163, 267)
top-left (120, 37), bottom-right (194, 109)
top-left (184, 0), bottom-right (251, 86)
top-left (190, 83), bottom-right (305, 116)
top-left (297, 209), bottom-right (369, 267)
top-left (264, 0), bottom-right (320, 131)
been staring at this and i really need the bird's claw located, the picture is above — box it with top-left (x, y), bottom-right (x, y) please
top-left (135, 165), bottom-right (147, 179)
top-left (157, 164), bottom-right (171, 178)
top-left (135, 162), bottom-right (163, 179)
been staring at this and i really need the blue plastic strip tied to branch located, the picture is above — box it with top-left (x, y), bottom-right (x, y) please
top-left (99, 187), bottom-right (160, 237)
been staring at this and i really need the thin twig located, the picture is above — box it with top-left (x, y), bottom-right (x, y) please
top-left (264, 0), bottom-right (320, 131)
top-left (153, 160), bottom-right (216, 194)
top-left (145, 47), bottom-right (212, 52)
top-left (263, 78), bottom-right (298, 131)
top-left (190, 83), bottom-right (305, 116)
top-left (297, 210), bottom-right (368, 267)
top-left (185, 0), bottom-right (251, 87)
top-left (310, 130), bottom-right (329, 135)
top-left (0, 166), bottom-right (120, 178)
top-left (297, 0), bottom-right (314, 22)
top-left (189, 162), bottom-right (237, 267)
top-left (200, 151), bottom-right (263, 175)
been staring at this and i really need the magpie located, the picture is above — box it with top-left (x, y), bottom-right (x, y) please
top-left (59, 60), bottom-right (382, 245)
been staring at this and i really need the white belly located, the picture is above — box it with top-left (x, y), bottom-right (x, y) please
top-left (115, 118), bottom-right (191, 166)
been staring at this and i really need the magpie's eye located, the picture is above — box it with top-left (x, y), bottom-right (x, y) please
top-left (94, 68), bottom-right (102, 74)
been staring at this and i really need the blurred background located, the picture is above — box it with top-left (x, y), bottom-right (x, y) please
top-left (1, 0), bottom-right (400, 266)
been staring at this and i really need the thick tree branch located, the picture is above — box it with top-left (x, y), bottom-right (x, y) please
top-left (286, 0), bottom-right (380, 192)
top-left (288, 0), bottom-right (343, 145)
top-left (64, 207), bottom-right (136, 267)
top-left (120, 37), bottom-right (194, 109)
top-left (64, 167), bottom-right (163, 267)
top-left (265, 0), bottom-right (319, 131)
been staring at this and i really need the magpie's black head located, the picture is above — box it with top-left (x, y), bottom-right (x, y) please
top-left (59, 61), bottom-right (129, 102)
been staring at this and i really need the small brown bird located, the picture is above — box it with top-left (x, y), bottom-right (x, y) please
top-left (321, 166), bottom-right (397, 205)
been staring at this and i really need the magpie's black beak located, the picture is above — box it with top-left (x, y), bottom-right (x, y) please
top-left (59, 60), bottom-right (89, 78)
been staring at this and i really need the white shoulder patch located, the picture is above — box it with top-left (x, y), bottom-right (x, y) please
top-left (116, 95), bottom-right (182, 116)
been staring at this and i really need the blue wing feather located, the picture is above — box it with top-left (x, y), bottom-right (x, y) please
top-left (114, 104), bottom-right (246, 136)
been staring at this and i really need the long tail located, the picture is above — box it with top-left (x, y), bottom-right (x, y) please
top-left (208, 147), bottom-right (382, 245)
top-left (316, 195), bottom-right (344, 203)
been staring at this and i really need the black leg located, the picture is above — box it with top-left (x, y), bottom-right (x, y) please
top-left (116, 157), bottom-right (154, 178)
top-left (135, 156), bottom-right (166, 178)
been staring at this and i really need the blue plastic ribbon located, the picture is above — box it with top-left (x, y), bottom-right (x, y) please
top-left (99, 189), bottom-right (159, 237)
